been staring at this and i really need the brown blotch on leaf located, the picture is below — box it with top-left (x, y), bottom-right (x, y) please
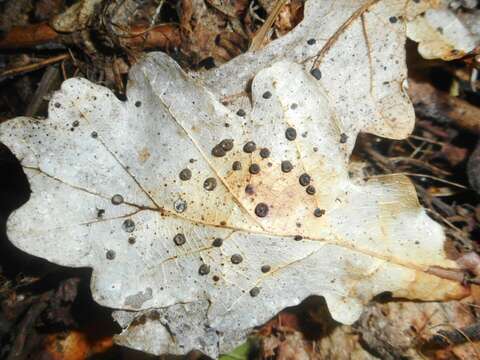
top-left (299, 173), bottom-right (311, 186)
top-left (243, 141), bottom-right (256, 153)
top-left (255, 202), bottom-right (269, 217)
top-left (232, 161), bottom-right (242, 170)
top-left (231, 254), bottom-right (243, 264)
top-left (314, 208), bottom-right (326, 217)
top-left (179, 168), bottom-right (192, 181)
top-left (281, 160), bottom-right (293, 173)
top-left (212, 145), bottom-right (226, 157)
top-left (199, 264), bottom-right (210, 275)
top-left (285, 127), bottom-right (297, 141)
top-left (249, 163), bottom-right (260, 174)
top-left (173, 233), bottom-right (186, 246)
top-left (249, 287), bottom-right (260, 297)
top-left (203, 177), bottom-right (217, 191)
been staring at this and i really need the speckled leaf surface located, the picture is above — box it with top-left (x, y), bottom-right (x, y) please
top-left (0, 0), bottom-right (469, 357)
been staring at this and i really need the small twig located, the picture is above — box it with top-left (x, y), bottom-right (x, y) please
top-left (0, 54), bottom-right (70, 79)
top-left (422, 322), bottom-right (480, 352)
top-left (249, 0), bottom-right (287, 51)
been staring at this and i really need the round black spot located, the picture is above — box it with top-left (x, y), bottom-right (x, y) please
top-left (232, 161), bottom-right (242, 170)
top-left (294, 235), bottom-right (303, 241)
top-left (135, 101), bottom-right (142, 107)
top-left (179, 168), bottom-right (192, 181)
top-left (220, 139), bottom-right (234, 151)
top-left (310, 68), bottom-right (322, 80)
top-left (91, 131), bottom-right (98, 138)
top-left (72, 120), bottom-right (80, 127)
top-left (212, 145), bottom-right (226, 157)
top-left (307, 38), bottom-right (316, 45)
top-left (255, 203), bottom-right (269, 217)
top-left (128, 237), bottom-right (136, 244)
top-left (97, 209), bottom-right (105, 218)
top-left (290, 103), bottom-right (298, 110)
top-left (173, 233), bottom-right (186, 246)
top-left (261, 265), bottom-right (271, 273)
top-left (122, 219), bottom-right (135, 233)
top-left (231, 254), bottom-right (243, 264)
top-left (340, 133), bottom-right (348, 143)
top-left (243, 141), bottom-right (256, 153)
top-left (389, 16), bottom-right (397, 23)
top-left (213, 275), bottom-right (220, 282)
top-left (260, 148), bottom-right (270, 158)
top-left (106, 250), bottom-right (115, 260)
top-left (54, 102), bottom-right (61, 108)
top-left (237, 109), bottom-right (246, 117)
top-left (111, 194), bottom-right (124, 205)
top-left (245, 184), bottom-right (254, 195)
top-left (249, 287), bottom-right (260, 297)
top-left (262, 91), bottom-right (272, 99)
top-left (249, 163), bottom-right (260, 174)
top-left (285, 127), bottom-right (297, 141)
top-left (281, 161), bottom-right (293, 173)
top-left (314, 208), bottom-right (325, 217)
top-left (299, 173), bottom-right (311, 186)
top-left (203, 177), bottom-right (217, 191)
top-left (199, 264), bottom-right (210, 275)
top-left (306, 185), bottom-right (316, 195)
top-left (212, 238), bottom-right (223, 247)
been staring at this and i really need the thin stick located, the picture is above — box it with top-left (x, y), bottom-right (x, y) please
top-left (0, 54), bottom-right (70, 79)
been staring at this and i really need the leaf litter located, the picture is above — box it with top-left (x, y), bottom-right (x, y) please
top-left (0, 0), bottom-right (477, 357)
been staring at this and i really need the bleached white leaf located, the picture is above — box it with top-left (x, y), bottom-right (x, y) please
top-left (0, 0), bottom-right (469, 357)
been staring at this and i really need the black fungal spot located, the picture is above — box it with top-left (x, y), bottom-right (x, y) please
top-left (314, 208), bottom-right (326, 217)
top-left (261, 265), bottom-right (271, 273)
top-left (260, 148), bottom-right (270, 158)
top-left (54, 102), bottom-right (61, 108)
top-left (299, 173), bottom-right (311, 186)
top-left (307, 38), bottom-right (316, 45)
top-left (243, 141), bottom-right (256, 153)
top-left (249, 164), bottom-right (260, 174)
top-left (306, 185), bottom-right (316, 195)
top-left (111, 194), bottom-right (124, 205)
top-left (179, 168), bottom-right (192, 181)
top-left (212, 238), bottom-right (223, 247)
top-left (262, 91), bottom-right (272, 99)
top-left (285, 127), bottom-right (297, 141)
top-left (199, 264), bottom-right (210, 275)
top-left (245, 184), bottom-right (255, 195)
top-left (135, 101), bottom-right (142, 107)
top-left (340, 133), bottom-right (348, 143)
top-left (106, 250), bottom-right (115, 260)
top-left (220, 139), bottom-right (234, 151)
top-left (203, 177), bottom-right (217, 191)
top-left (249, 287), bottom-right (260, 297)
top-left (281, 161), bottom-right (293, 173)
top-left (212, 145), bottom-right (226, 157)
top-left (91, 131), bottom-right (98, 138)
top-left (236, 109), bottom-right (246, 117)
top-left (213, 275), bottom-right (220, 282)
top-left (173, 233), bottom-right (186, 246)
top-left (231, 254), bottom-right (243, 264)
top-left (389, 16), bottom-right (398, 23)
top-left (232, 161), bottom-right (242, 171)
top-left (122, 219), bottom-right (135, 233)
top-left (255, 202), bottom-right (269, 217)
top-left (128, 237), bottom-right (136, 245)
top-left (294, 235), bottom-right (303, 241)
top-left (310, 68), bottom-right (322, 80)
top-left (290, 103), bottom-right (298, 110)
top-left (97, 209), bottom-right (105, 218)
top-left (72, 120), bottom-right (80, 127)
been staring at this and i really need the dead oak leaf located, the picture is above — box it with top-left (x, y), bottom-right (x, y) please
top-left (0, 52), bottom-right (467, 357)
